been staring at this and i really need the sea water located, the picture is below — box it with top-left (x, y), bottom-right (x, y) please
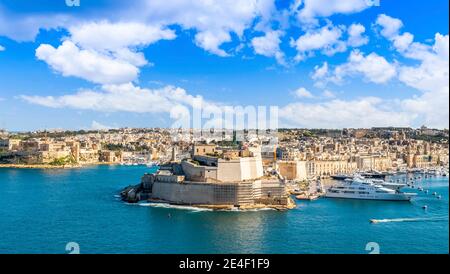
top-left (0, 165), bottom-right (448, 254)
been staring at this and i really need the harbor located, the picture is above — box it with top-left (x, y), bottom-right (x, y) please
top-left (120, 144), bottom-right (296, 211)
top-left (0, 164), bottom-right (447, 254)
top-left (1, 127), bottom-right (448, 253)
top-left (286, 167), bottom-right (449, 202)
top-left (0, 0), bottom-right (448, 260)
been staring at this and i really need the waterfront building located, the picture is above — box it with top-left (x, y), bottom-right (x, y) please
top-left (99, 150), bottom-right (122, 163)
top-left (355, 155), bottom-right (392, 171)
top-left (192, 144), bottom-right (217, 157)
top-left (0, 127), bottom-right (447, 173)
top-left (38, 141), bottom-right (73, 164)
top-left (306, 160), bottom-right (358, 177)
top-left (278, 161), bottom-right (308, 181)
top-left (0, 138), bottom-right (21, 151)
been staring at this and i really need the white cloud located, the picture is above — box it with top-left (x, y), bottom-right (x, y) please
top-left (35, 21), bottom-right (176, 85)
top-left (140, 0), bottom-right (277, 56)
top-left (392, 32), bottom-right (414, 52)
top-left (280, 97), bottom-right (412, 128)
top-left (194, 30), bottom-right (232, 57)
top-left (397, 33), bottom-right (449, 128)
top-left (401, 87), bottom-right (448, 128)
top-left (0, 45), bottom-right (5, 51)
top-left (0, 7), bottom-right (73, 42)
top-left (294, 87), bottom-right (315, 98)
top-left (375, 15), bottom-right (418, 55)
top-left (347, 23), bottom-right (368, 47)
top-left (291, 23), bottom-right (347, 61)
top-left (307, 16), bottom-right (449, 128)
top-left (1, 1), bottom-right (277, 58)
top-left (374, 14), bottom-right (449, 128)
top-left (20, 83), bottom-right (217, 115)
top-left (5, 4), bottom-right (449, 129)
top-left (322, 90), bottom-right (336, 98)
top-left (68, 21), bottom-right (176, 52)
top-left (294, 0), bottom-right (375, 25)
top-left (91, 121), bottom-right (116, 131)
top-left (433, 33), bottom-right (449, 60)
top-left (252, 31), bottom-right (282, 56)
top-left (22, 30), bottom-right (450, 130)
top-left (341, 50), bottom-right (397, 84)
top-left (291, 20), bottom-right (370, 61)
top-left (375, 14), bottom-right (403, 39)
top-left (36, 41), bottom-right (140, 85)
top-left (312, 62), bottom-right (329, 80)
top-left (23, 2), bottom-right (280, 85)
top-left (398, 37), bottom-right (448, 93)
top-left (251, 30), bottom-right (286, 65)
top-left (314, 50), bottom-right (397, 85)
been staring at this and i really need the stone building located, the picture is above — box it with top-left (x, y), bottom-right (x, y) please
top-left (132, 145), bottom-right (289, 207)
top-left (278, 161), bottom-right (308, 181)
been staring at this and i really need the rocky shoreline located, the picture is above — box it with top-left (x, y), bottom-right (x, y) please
top-left (194, 197), bottom-right (296, 211)
top-left (121, 189), bottom-right (297, 211)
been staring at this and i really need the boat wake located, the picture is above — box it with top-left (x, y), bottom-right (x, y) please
top-left (136, 202), bottom-right (213, 212)
top-left (127, 201), bottom-right (277, 212)
top-left (218, 208), bottom-right (277, 212)
top-left (370, 216), bottom-right (448, 223)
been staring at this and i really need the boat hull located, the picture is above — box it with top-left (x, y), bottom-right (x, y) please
top-left (324, 192), bottom-right (413, 201)
top-left (380, 183), bottom-right (406, 191)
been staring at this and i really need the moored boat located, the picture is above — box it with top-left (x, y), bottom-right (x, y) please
top-left (325, 177), bottom-right (415, 201)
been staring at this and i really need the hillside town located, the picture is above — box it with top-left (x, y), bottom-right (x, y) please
top-left (0, 127), bottom-right (448, 181)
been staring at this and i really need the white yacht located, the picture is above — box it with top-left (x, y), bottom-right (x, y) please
top-left (325, 177), bottom-right (416, 201)
top-left (371, 179), bottom-right (406, 191)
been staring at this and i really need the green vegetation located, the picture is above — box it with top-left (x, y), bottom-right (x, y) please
top-left (412, 134), bottom-right (449, 143)
top-left (104, 143), bottom-right (149, 152)
top-left (6, 134), bottom-right (27, 140)
top-left (215, 140), bottom-right (240, 148)
top-left (302, 130), bottom-right (315, 137)
top-left (49, 156), bottom-right (77, 166)
top-left (104, 143), bottom-right (127, 151)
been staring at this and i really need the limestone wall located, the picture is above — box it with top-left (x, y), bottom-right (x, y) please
top-left (150, 179), bottom-right (287, 206)
top-left (181, 160), bottom-right (217, 182)
top-left (296, 161), bottom-right (308, 180)
top-left (217, 159), bottom-right (242, 182)
top-left (217, 157), bottom-right (263, 182)
top-left (152, 181), bottom-right (215, 204)
top-left (151, 181), bottom-right (239, 205)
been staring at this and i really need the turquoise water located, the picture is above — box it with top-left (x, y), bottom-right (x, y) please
top-left (0, 165), bottom-right (448, 254)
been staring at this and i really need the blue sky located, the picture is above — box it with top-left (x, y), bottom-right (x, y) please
top-left (0, 0), bottom-right (448, 131)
